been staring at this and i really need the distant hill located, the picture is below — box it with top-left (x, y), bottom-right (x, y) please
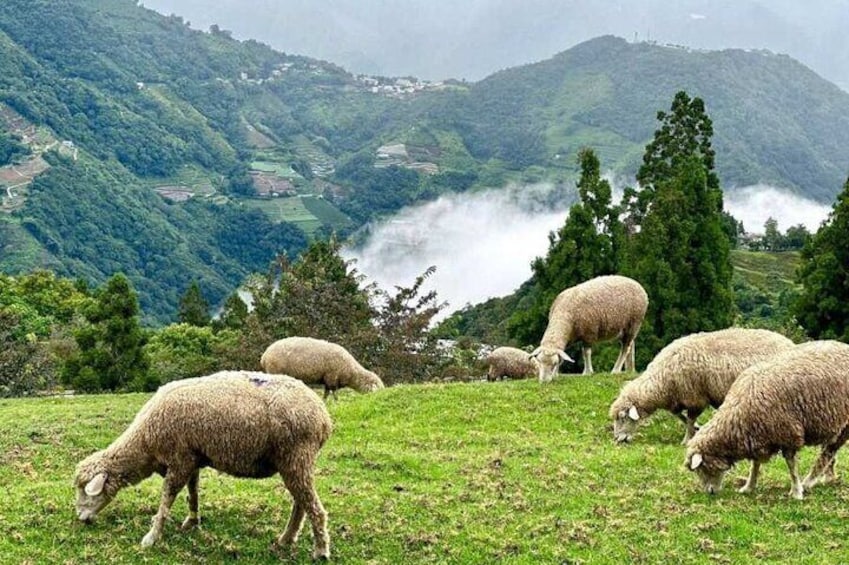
top-left (1, 1), bottom-right (848, 323)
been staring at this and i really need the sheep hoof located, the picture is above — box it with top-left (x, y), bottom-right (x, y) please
top-left (312, 548), bottom-right (330, 561)
top-left (737, 485), bottom-right (753, 494)
top-left (790, 488), bottom-right (804, 500)
top-left (140, 530), bottom-right (159, 548)
top-left (180, 516), bottom-right (200, 531)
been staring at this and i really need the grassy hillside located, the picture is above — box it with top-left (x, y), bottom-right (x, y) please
top-left (2, 377), bottom-right (846, 563)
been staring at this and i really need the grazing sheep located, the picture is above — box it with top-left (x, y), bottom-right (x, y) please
top-left (261, 336), bottom-right (384, 399)
top-left (486, 346), bottom-right (539, 381)
top-left (74, 371), bottom-right (333, 559)
top-left (686, 340), bottom-right (849, 499)
top-left (531, 275), bottom-right (648, 381)
top-left (609, 328), bottom-right (794, 444)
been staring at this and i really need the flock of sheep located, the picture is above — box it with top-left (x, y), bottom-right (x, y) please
top-left (72, 273), bottom-right (849, 559)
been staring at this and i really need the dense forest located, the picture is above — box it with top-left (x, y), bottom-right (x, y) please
top-left (1, 0), bottom-right (849, 324)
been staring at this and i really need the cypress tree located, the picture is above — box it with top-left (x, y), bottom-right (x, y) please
top-left (624, 91), bottom-right (733, 355)
top-left (793, 177), bottom-right (849, 340)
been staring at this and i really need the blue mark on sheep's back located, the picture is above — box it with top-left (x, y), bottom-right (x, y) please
top-left (248, 375), bottom-right (271, 387)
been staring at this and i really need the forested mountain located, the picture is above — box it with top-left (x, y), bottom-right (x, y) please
top-left (1, 0), bottom-right (848, 323)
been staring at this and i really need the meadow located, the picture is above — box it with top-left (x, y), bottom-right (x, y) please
top-left (2, 375), bottom-right (848, 564)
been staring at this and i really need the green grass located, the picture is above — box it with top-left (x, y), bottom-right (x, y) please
top-left (2, 377), bottom-right (849, 563)
top-left (243, 196), bottom-right (323, 234)
top-left (731, 250), bottom-right (802, 293)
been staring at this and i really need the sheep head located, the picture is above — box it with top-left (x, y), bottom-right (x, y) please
top-left (359, 370), bottom-right (385, 393)
top-left (685, 450), bottom-right (732, 495)
top-left (74, 452), bottom-right (119, 522)
top-left (612, 405), bottom-right (641, 443)
top-left (530, 346), bottom-right (574, 383)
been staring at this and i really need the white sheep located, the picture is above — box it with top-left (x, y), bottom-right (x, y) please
top-left (260, 336), bottom-right (385, 399)
top-left (531, 275), bottom-right (648, 381)
top-left (485, 346), bottom-right (539, 381)
top-left (686, 340), bottom-right (849, 499)
top-left (609, 328), bottom-right (795, 444)
top-left (74, 371), bottom-right (333, 559)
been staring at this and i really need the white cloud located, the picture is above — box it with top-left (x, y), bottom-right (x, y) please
top-left (723, 185), bottom-right (831, 234)
top-left (342, 183), bottom-right (833, 318)
top-left (343, 186), bottom-right (569, 316)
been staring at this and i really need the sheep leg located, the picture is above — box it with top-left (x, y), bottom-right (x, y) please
top-left (681, 409), bottom-right (703, 445)
top-left (803, 430), bottom-right (849, 489)
top-left (582, 347), bottom-right (593, 375)
top-left (783, 450), bottom-right (804, 500)
top-left (625, 339), bottom-right (636, 372)
top-left (738, 460), bottom-right (761, 493)
top-left (280, 465), bottom-right (329, 560)
top-left (277, 499), bottom-right (306, 547)
top-left (611, 340), bottom-right (629, 373)
top-left (180, 469), bottom-right (200, 531)
top-left (142, 468), bottom-right (193, 547)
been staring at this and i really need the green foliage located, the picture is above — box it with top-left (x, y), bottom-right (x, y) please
top-left (0, 129), bottom-right (29, 165)
top-left (794, 177), bottom-right (849, 340)
top-left (177, 281), bottom-right (211, 327)
top-left (624, 93), bottom-right (733, 358)
top-left (62, 274), bottom-right (151, 392)
top-left (144, 323), bottom-right (237, 385)
top-left (212, 291), bottom-right (249, 332)
top-left (0, 308), bottom-right (55, 396)
top-left (508, 148), bottom-right (624, 347)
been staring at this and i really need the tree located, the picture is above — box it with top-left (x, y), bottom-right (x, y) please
top-left (509, 148), bottom-right (624, 345)
top-left (62, 274), bottom-right (152, 392)
top-left (178, 281), bottom-right (211, 326)
top-left (794, 177), bottom-right (849, 340)
top-left (213, 291), bottom-right (249, 331)
top-left (624, 92), bottom-right (733, 357)
top-left (763, 217), bottom-right (782, 251)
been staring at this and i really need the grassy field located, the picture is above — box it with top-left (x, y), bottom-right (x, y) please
top-left (2, 376), bottom-right (848, 563)
top-left (243, 197), bottom-right (323, 235)
top-left (731, 250), bottom-right (802, 294)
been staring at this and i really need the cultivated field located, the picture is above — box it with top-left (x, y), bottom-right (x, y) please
top-left (1, 375), bottom-right (847, 563)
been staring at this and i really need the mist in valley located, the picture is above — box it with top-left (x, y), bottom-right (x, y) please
top-left (345, 184), bottom-right (832, 316)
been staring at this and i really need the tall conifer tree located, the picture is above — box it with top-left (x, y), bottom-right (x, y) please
top-left (793, 177), bottom-right (849, 340)
top-left (624, 91), bottom-right (733, 355)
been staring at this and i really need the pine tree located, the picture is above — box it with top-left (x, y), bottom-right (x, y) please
top-left (178, 281), bottom-right (211, 326)
top-left (509, 148), bottom-right (624, 345)
top-left (62, 273), bottom-right (152, 392)
top-left (624, 92), bottom-right (733, 355)
top-left (793, 177), bottom-right (849, 340)
top-left (214, 292), bottom-right (249, 331)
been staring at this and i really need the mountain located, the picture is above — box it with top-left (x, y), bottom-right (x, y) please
top-left (1, 1), bottom-right (848, 323)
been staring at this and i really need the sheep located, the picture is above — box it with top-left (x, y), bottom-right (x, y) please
top-left (260, 336), bottom-right (385, 399)
top-left (685, 340), bottom-right (849, 500)
top-left (74, 371), bottom-right (333, 559)
top-left (609, 328), bottom-right (795, 444)
top-left (530, 275), bottom-right (648, 381)
top-left (486, 346), bottom-right (539, 381)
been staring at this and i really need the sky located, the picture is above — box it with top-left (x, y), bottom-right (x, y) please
top-left (142, 0), bottom-right (849, 89)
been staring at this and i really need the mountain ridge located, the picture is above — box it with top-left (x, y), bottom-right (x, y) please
top-left (1, 1), bottom-right (848, 323)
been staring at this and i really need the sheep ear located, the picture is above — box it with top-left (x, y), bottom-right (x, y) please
top-left (85, 472), bottom-right (107, 496)
top-left (557, 350), bottom-right (574, 363)
top-left (529, 347), bottom-right (541, 359)
top-left (690, 453), bottom-right (703, 470)
top-left (628, 405), bottom-right (640, 421)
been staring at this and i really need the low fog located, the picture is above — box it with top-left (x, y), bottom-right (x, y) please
top-left (344, 185), bottom-right (832, 316)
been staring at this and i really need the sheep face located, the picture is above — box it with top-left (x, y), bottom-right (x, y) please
top-left (530, 347), bottom-right (573, 383)
top-left (74, 468), bottom-right (115, 522)
top-left (613, 405), bottom-right (641, 443)
top-left (686, 451), bottom-right (731, 495)
top-left (363, 371), bottom-right (385, 392)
